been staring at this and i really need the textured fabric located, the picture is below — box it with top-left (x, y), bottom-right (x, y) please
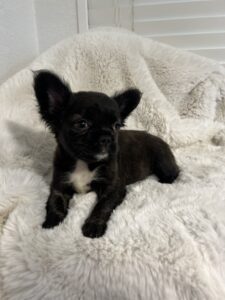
top-left (1, 28), bottom-right (225, 300)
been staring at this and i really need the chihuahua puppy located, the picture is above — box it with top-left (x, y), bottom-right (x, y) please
top-left (34, 71), bottom-right (179, 238)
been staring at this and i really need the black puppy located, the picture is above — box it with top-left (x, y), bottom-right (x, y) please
top-left (34, 71), bottom-right (179, 238)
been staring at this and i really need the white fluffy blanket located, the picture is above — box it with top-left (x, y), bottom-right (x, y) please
top-left (1, 28), bottom-right (225, 300)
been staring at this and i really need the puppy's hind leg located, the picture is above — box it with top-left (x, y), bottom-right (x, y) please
top-left (153, 142), bottom-right (179, 184)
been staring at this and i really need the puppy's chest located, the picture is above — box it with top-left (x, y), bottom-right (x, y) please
top-left (69, 160), bottom-right (97, 194)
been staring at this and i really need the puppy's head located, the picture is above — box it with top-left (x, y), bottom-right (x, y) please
top-left (34, 70), bottom-right (141, 162)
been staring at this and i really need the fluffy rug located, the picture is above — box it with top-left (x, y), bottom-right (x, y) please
top-left (1, 28), bottom-right (225, 300)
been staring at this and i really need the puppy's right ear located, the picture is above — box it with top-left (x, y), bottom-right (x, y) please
top-left (33, 70), bottom-right (71, 134)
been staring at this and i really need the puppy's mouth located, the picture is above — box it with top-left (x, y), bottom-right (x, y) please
top-left (95, 147), bottom-right (109, 161)
top-left (100, 145), bottom-right (107, 153)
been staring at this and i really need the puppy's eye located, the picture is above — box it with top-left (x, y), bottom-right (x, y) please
top-left (74, 120), bottom-right (89, 130)
top-left (114, 122), bottom-right (122, 130)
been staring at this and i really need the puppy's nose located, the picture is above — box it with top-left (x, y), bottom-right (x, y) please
top-left (99, 136), bottom-right (111, 147)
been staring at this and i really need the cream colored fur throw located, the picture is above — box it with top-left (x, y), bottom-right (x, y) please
top-left (1, 28), bottom-right (225, 300)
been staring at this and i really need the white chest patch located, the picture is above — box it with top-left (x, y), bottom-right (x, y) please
top-left (69, 160), bottom-right (97, 194)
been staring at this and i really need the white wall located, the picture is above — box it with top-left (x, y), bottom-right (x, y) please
top-left (0, 0), bottom-right (38, 84)
top-left (34, 0), bottom-right (78, 53)
top-left (0, 0), bottom-right (81, 84)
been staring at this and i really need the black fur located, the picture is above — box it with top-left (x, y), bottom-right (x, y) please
top-left (34, 71), bottom-right (179, 238)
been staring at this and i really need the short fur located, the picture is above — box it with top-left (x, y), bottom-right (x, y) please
top-left (34, 71), bottom-right (179, 238)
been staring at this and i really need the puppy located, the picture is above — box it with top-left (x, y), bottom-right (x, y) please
top-left (34, 71), bottom-right (179, 238)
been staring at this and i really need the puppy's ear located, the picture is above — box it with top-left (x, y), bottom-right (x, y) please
top-left (33, 70), bottom-right (71, 133)
top-left (113, 88), bottom-right (142, 122)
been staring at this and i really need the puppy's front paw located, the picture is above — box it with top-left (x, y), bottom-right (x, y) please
top-left (82, 220), bottom-right (107, 238)
top-left (42, 213), bottom-right (64, 229)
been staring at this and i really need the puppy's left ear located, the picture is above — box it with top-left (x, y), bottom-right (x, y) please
top-left (113, 88), bottom-right (142, 121)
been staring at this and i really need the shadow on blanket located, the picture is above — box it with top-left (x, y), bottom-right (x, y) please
top-left (6, 121), bottom-right (55, 184)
